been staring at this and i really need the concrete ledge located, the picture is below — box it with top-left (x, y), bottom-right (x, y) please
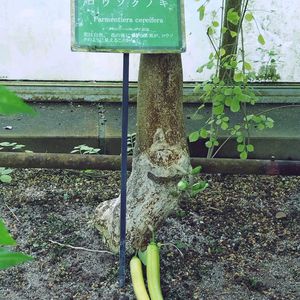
top-left (1, 101), bottom-right (299, 160)
top-left (0, 103), bottom-right (100, 153)
top-left (2, 80), bottom-right (300, 103)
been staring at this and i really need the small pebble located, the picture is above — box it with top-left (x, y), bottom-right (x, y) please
top-left (275, 211), bottom-right (287, 219)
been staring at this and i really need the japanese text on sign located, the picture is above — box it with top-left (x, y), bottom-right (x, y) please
top-left (72, 0), bottom-right (186, 53)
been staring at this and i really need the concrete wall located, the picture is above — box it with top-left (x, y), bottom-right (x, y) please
top-left (0, 0), bottom-right (299, 82)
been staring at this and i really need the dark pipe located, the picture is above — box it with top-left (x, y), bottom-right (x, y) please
top-left (0, 152), bottom-right (300, 176)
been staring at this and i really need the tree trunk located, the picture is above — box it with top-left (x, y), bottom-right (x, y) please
top-left (93, 54), bottom-right (191, 253)
top-left (219, 0), bottom-right (242, 82)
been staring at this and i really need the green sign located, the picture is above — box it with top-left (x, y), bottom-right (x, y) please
top-left (71, 0), bottom-right (186, 53)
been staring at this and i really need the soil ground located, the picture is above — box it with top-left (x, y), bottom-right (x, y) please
top-left (0, 169), bottom-right (299, 300)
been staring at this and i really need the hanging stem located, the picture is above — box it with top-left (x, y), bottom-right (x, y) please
top-left (207, 0), bottom-right (226, 159)
top-left (240, 15), bottom-right (251, 146)
top-left (216, 0), bottom-right (226, 74)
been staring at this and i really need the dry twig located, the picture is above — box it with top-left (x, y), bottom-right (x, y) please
top-left (208, 206), bottom-right (223, 212)
top-left (4, 202), bottom-right (20, 223)
top-left (48, 239), bottom-right (114, 255)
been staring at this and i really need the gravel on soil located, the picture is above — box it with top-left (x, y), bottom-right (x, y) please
top-left (0, 169), bottom-right (299, 300)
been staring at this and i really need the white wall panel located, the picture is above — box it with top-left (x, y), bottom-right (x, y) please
top-left (0, 0), bottom-right (299, 81)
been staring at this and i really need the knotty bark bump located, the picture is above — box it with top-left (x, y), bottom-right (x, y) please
top-left (93, 54), bottom-right (191, 253)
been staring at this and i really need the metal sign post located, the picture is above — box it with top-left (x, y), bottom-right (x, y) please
top-left (71, 0), bottom-right (186, 288)
top-left (119, 52), bottom-right (129, 287)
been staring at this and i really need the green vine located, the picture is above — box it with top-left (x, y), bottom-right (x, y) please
top-left (191, 0), bottom-right (275, 159)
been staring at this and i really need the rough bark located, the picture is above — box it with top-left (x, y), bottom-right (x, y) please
top-left (93, 54), bottom-right (191, 253)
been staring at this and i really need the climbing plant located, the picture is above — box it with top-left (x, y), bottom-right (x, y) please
top-left (191, 0), bottom-right (274, 159)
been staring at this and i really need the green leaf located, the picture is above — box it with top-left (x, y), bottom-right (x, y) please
top-left (236, 136), bottom-right (243, 143)
top-left (91, 148), bottom-right (100, 153)
top-left (212, 76), bottom-right (220, 84)
top-left (212, 21), bottom-right (219, 27)
top-left (246, 144), bottom-right (254, 152)
top-left (230, 31), bottom-right (237, 38)
top-left (219, 48), bottom-right (226, 57)
top-left (213, 104), bottom-right (224, 115)
top-left (191, 181), bottom-right (209, 196)
top-left (0, 142), bottom-right (16, 147)
top-left (177, 180), bottom-right (189, 191)
top-left (138, 249), bottom-right (147, 266)
top-left (258, 34), bottom-right (266, 45)
top-left (83, 169), bottom-right (94, 174)
top-left (216, 119), bottom-right (222, 125)
top-left (260, 115), bottom-right (267, 121)
top-left (70, 150), bottom-right (79, 154)
top-left (236, 93), bottom-right (249, 103)
top-left (0, 168), bottom-right (13, 175)
top-left (227, 8), bottom-right (240, 25)
top-left (12, 144), bottom-right (25, 150)
top-left (258, 123), bottom-right (265, 130)
top-left (73, 145), bottom-right (82, 149)
top-left (233, 86), bottom-right (242, 95)
top-left (221, 27), bottom-right (228, 34)
top-left (266, 120), bottom-right (274, 128)
top-left (230, 60), bottom-right (238, 68)
top-left (206, 60), bottom-right (214, 69)
top-left (253, 115), bottom-right (262, 123)
top-left (198, 5), bottom-right (205, 21)
top-left (230, 98), bottom-right (240, 112)
top-left (194, 84), bottom-right (202, 93)
top-left (189, 131), bottom-right (200, 143)
top-left (205, 140), bottom-right (213, 148)
top-left (208, 26), bottom-right (214, 35)
top-left (213, 94), bottom-right (225, 103)
top-left (225, 97), bottom-right (232, 106)
top-left (0, 249), bottom-right (33, 270)
top-left (244, 62), bottom-right (252, 71)
top-left (0, 86), bottom-right (36, 116)
top-left (79, 145), bottom-right (91, 151)
top-left (0, 175), bottom-right (12, 183)
top-left (196, 66), bottom-right (205, 74)
top-left (200, 128), bottom-right (208, 138)
top-left (191, 166), bottom-right (202, 175)
top-left (245, 12), bottom-right (254, 22)
top-left (224, 88), bottom-right (233, 96)
top-left (237, 144), bottom-right (245, 152)
top-left (234, 73), bottom-right (244, 82)
top-left (0, 220), bottom-right (16, 245)
top-left (221, 122), bottom-right (229, 130)
top-left (203, 84), bottom-right (213, 93)
top-left (240, 151), bottom-right (248, 159)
